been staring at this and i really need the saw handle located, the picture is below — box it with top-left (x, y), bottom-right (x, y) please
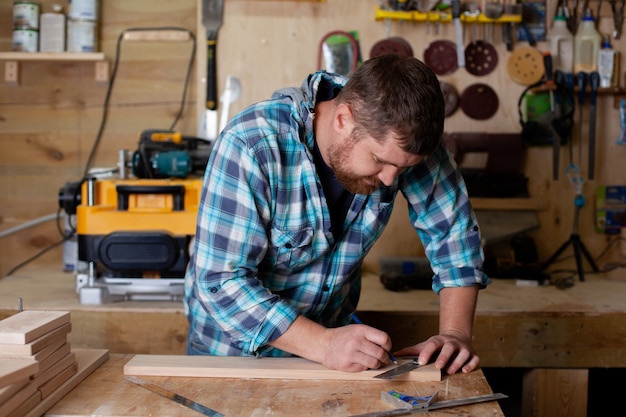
top-left (206, 36), bottom-right (218, 111)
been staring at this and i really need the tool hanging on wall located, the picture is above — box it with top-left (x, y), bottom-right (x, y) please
top-left (587, 71), bottom-right (599, 179)
top-left (199, 0), bottom-right (224, 142)
top-left (317, 30), bottom-right (361, 77)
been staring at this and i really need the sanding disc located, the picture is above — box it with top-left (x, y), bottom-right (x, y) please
top-left (460, 83), bottom-right (499, 120)
top-left (506, 46), bottom-right (545, 85)
top-left (464, 40), bottom-right (499, 76)
top-left (369, 37), bottom-right (414, 58)
top-left (423, 40), bottom-right (458, 76)
top-left (440, 81), bottom-right (460, 117)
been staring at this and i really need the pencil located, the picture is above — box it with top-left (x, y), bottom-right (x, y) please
top-left (350, 313), bottom-right (398, 365)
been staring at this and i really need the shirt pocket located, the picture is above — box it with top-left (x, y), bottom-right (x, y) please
top-left (269, 226), bottom-right (315, 271)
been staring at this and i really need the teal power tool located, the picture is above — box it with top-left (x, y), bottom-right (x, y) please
top-left (132, 129), bottom-right (213, 179)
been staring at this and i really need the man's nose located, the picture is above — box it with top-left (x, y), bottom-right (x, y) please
top-left (378, 166), bottom-right (400, 186)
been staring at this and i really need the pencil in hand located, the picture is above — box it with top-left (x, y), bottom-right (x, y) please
top-left (350, 313), bottom-right (398, 365)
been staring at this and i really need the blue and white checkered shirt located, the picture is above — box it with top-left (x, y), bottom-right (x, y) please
top-left (184, 71), bottom-right (489, 358)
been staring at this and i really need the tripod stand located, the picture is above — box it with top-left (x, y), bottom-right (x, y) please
top-left (541, 164), bottom-right (599, 282)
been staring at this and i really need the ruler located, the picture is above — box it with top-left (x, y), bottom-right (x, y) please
top-left (125, 376), bottom-right (224, 416)
top-left (350, 392), bottom-right (508, 417)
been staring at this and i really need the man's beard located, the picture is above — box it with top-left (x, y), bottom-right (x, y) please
top-left (328, 137), bottom-right (382, 195)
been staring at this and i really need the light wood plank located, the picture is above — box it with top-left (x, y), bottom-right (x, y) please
top-left (123, 354), bottom-right (441, 382)
top-left (0, 310), bottom-right (70, 344)
top-left (38, 361), bottom-right (78, 399)
top-left (24, 348), bottom-right (109, 417)
top-left (34, 342), bottom-right (71, 375)
top-left (0, 378), bottom-right (28, 405)
top-left (0, 322), bottom-right (71, 356)
top-left (0, 381), bottom-right (38, 417)
top-left (32, 352), bottom-right (76, 389)
top-left (0, 338), bottom-right (67, 362)
top-left (6, 391), bottom-right (40, 417)
top-left (0, 359), bottom-right (38, 389)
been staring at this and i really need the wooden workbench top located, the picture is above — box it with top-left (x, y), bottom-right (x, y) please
top-left (2, 263), bottom-right (625, 314)
top-left (46, 354), bottom-right (505, 417)
top-left (2, 261), bottom-right (625, 368)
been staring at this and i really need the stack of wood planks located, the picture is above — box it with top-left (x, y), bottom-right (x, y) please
top-left (0, 310), bottom-right (77, 416)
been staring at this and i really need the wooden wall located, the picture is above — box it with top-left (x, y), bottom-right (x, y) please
top-left (1, 0), bottom-right (625, 278)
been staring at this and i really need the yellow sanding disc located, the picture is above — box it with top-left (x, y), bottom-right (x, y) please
top-left (506, 46), bottom-right (545, 85)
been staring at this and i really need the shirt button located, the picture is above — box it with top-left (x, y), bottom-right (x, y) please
top-left (210, 287), bottom-right (218, 293)
top-left (285, 243), bottom-right (293, 248)
top-left (322, 285), bottom-right (330, 292)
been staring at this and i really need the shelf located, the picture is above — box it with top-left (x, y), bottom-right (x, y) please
top-left (374, 5), bottom-right (522, 24)
top-left (470, 197), bottom-right (547, 211)
top-left (0, 52), bottom-right (108, 85)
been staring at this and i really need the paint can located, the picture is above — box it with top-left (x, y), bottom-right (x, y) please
top-left (68, 0), bottom-right (99, 20)
top-left (67, 18), bottom-right (98, 52)
top-left (13, 27), bottom-right (39, 52)
top-left (13, 1), bottom-right (40, 30)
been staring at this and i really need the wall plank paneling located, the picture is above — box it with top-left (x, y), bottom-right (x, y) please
top-left (1, 0), bottom-right (625, 277)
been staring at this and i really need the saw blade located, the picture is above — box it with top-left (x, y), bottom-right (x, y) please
top-left (373, 358), bottom-right (420, 379)
top-left (126, 376), bottom-right (224, 417)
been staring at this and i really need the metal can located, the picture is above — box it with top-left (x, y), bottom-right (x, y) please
top-left (67, 18), bottom-right (98, 52)
top-left (68, 0), bottom-right (99, 20)
top-left (13, 1), bottom-right (40, 30)
top-left (12, 27), bottom-right (39, 52)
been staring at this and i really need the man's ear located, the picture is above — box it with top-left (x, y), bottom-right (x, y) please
top-left (334, 102), bottom-right (355, 134)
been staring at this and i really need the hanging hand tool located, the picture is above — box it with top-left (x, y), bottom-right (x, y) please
top-left (451, 0), bottom-right (465, 67)
top-left (348, 392), bottom-right (508, 417)
top-left (566, 72), bottom-right (576, 163)
top-left (199, 0), bottom-right (224, 141)
top-left (543, 52), bottom-right (560, 180)
top-left (588, 71), bottom-right (599, 179)
top-left (609, 0), bottom-right (624, 39)
top-left (576, 72), bottom-right (587, 169)
top-left (126, 376), bottom-right (224, 416)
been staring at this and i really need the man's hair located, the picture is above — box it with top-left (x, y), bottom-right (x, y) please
top-left (335, 54), bottom-right (445, 156)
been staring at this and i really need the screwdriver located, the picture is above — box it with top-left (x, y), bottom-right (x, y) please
top-left (576, 72), bottom-right (588, 168)
top-left (543, 52), bottom-right (558, 179)
top-left (588, 71), bottom-right (599, 179)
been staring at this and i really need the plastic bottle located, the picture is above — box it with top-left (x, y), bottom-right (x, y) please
top-left (598, 35), bottom-right (617, 88)
top-left (574, 9), bottom-right (601, 73)
top-left (547, 11), bottom-right (574, 74)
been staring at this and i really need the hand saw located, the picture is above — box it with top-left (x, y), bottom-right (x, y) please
top-left (126, 376), bottom-right (224, 416)
top-left (200, 0), bottom-right (224, 141)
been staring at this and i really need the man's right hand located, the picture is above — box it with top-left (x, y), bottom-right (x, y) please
top-left (269, 315), bottom-right (393, 372)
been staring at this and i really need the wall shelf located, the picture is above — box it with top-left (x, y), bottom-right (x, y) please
top-left (374, 5), bottom-right (522, 24)
top-left (0, 52), bottom-right (108, 85)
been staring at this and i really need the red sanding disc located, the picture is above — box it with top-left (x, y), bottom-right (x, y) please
top-left (464, 40), bottom-right (499, 76)
top-left (369, 37), bottom-right (414, 58)
top-left (460, 83), bottom-right (499, 120)
top-left (423, 40), bottom-right (458, 76)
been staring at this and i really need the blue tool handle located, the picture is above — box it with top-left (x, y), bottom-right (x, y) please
top-left (589, 71), bottom-right (600, 105)
top-left (577, 72), bottom-right (587, 105)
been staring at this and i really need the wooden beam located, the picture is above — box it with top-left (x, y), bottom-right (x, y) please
top-left (124, 354), bottom-right (442, 382)
top-left (0, 310), bottom-right (70, 345)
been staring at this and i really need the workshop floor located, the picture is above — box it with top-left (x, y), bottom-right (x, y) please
top-left (483, 367), bottom-right (625, 417)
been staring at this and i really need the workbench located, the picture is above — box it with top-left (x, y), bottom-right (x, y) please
top-left (45, 353), bottom-right (505, 416)
top-left (1, 256), bottom-right (625, 416)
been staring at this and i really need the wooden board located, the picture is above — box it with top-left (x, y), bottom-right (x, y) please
top-left (0, 358), bottom-right (38, 389)
top-left (48, 354), bottom-right (503, 417)
top-left (24, 348), bottom-right (109, 417)
top-left (124, 354), bottom-right (442, 382)
top-left (0, 310), bottom-right (70, 344)
top-left (0, 322), bottom-right (71, 356)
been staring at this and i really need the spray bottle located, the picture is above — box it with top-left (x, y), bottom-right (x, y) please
top-left (598, 35), bottom-right (618, 88)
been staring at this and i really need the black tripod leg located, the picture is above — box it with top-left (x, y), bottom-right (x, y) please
top-left (571, 237), bottom-right (585, 281)
top-left (540, 238), bottom-right (572, 271)
top-left (578, 240), bottom-right (600, 272)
